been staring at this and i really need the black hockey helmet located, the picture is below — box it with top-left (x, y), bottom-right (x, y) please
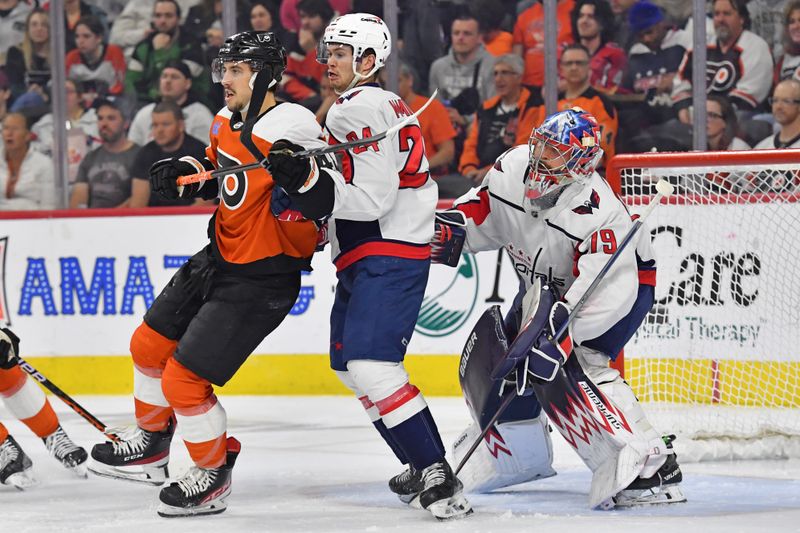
top-left (212, 31), bottom-right (287, 88)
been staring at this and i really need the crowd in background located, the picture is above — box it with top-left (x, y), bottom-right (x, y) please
top-left (0, 0), bottom-right (798, 210)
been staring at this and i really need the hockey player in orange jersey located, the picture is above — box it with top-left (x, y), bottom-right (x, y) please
top-left (0, 327), bottom-right (87, 489)
top-left (88, 31), bottom-right (343, 517)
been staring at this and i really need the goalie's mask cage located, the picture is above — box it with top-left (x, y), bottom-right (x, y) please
top-left (316, 13), bottom-right (391, 93)
top-left (212, 31), bottom-right (286, 118)
top-left (607, 149), bottom-right (800, 462)
top-left (525, 108), bottom-right (603, 215)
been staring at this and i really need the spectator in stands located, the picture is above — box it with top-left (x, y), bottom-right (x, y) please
top-left (124, 0), bottom-right (209, 106)
top-left (69, 99), bottom-right (139, 208)
top-left (0, 112), bottom-right (55, 211)
top-left (399, 0), bottom-right (445, 94)
top-left (617, 0), bottom-right (685, 151)
top-left (473, 0), bottom-right (513, 57)
top-left (459, 54), bottom-right (543, 184)
top-left (513, 0), bottom-right (575, 87)
top-left (278, 0), bottom-right (331, 111)
top-left (610, 0), bottom-right (636, 50)
top-left (280, 0), bottom-right (349, 33)
top-left (250, 0), bottom-right (287, 42)
top-left (673, 0), bottom-right (773, 123)
top-left (429, 11), bottom-right (496, 140)
top-left (129, 100), bottom-right (209, 207)
top-left (571, 0), bottom-right (626, 93)
top-left (5, 8), bottom-right (50, 105)
top-left (755, 80), bottom-right (800, 149)
top-left (184, 0), bottom-right (249, 42)
top-left (31, 78), bottom-right (100, 186)
top-left (110, 0), bottom-right (197, 60)
top-left (65, 15), bottom-right (126, 103)
top-left (397, 63), bottom-right (456, 179)
top-left (707, 94), bottom-right (751, 150)
top-left (128, 60), bottom-right (213, 146)
top-left (0, 0), bottom-right (32, 66)
top-left (775, 0), bottom-right (800, 82)
top-left (558, 43), bottom-right (618, 162)
top-left (51, 0), bottom-right (110, 53)
top-left (0, 70), bottom-right (11, 133)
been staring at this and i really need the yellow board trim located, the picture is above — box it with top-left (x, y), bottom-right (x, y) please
top-left (22, 354), bottom-right (464, 396)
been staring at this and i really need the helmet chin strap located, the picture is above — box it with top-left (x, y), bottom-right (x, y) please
top-left (335, 56), bottom-right (379, 95)
top-left (245, 68), bottom-right (275, 121)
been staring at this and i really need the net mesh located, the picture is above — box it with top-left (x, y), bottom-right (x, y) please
top-left (616, 154), bottom-right (800, 460)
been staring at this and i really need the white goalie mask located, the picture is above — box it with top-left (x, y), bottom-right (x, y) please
top-left (316, 13), bottom-right (391, 93)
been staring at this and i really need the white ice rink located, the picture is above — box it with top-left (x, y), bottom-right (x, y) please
top-left (3, 396), bottom-right (800, 533)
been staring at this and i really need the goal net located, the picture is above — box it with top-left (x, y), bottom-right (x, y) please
top-left (607, 149), bottom-right (800, 461)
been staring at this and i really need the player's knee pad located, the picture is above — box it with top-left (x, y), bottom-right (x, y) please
top-left (345, 360), bottom-right (427, 428)
top-left (161, 357), bottom-right (214, 410)
top-left (335, 369), bottom-right (380, 422)
top-left (453, 414), bottom-right (556, 493)
top-left (130, 321), bottom-right (177, 371)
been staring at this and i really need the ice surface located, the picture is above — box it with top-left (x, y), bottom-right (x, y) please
top-left (2, 396), bottom-right (800, 533)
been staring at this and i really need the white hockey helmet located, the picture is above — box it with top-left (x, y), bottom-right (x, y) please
top-left (317, 13), bottom-right (391, 91)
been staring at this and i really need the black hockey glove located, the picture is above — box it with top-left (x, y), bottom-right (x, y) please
top-left (265, 139), bottom-right (315, 194)
top-left (149, 157), bottom-right (200, 200)
top-left (0, 327), bottom-right (20, 370)
top-left (431, 210), bottom-right (467, 267)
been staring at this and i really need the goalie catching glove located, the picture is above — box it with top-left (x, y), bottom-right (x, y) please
top-left (431, 210), bottom-right (467, 267)
top-left (0, 327), bottom-right (20, 370)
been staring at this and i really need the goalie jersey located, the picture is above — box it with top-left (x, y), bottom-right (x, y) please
top-left (452, 145), bottom-right (656, 346)
top-left (324, 83), bottom-right (438, 271)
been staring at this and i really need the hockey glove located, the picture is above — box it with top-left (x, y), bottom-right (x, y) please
top-left (265, 139), bottom-right (318, 194)
top-left (431, 210), bottom-right (467, 267)
top-left (525, 301), bottom-right (571, 382)
top-left (150, 157), bottom-right (201, 200)
top-left (0, 327), bottom-right (20, 370)
top-left (270, 185), bottom-right (307, 222)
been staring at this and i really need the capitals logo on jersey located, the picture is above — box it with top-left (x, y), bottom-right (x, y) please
top-left (573, 189), bottom-right (600, 215)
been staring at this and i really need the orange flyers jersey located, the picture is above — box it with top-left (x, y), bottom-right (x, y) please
top-left (205, 102), bottom-right (328, 275)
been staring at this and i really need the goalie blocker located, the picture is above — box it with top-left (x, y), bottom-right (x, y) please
top-left (455, 278), bottom-right (685, 508)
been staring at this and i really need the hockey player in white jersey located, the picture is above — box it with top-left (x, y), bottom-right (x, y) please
top-left (264, 13), bottom-right (472, 521)
top-left (439, 108), bottom-right (685, 508)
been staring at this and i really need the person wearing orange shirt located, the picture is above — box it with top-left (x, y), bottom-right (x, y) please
top-left (513, 0), bottom-right (575, 86)
top-left (474, 0), bottom-right (513, 57)
top-left (557, 43), bottom-right (617, 164)
top-left (459, 54), bottom-right (544, 183)
top-left (88, 31), bottom-right (342, 518)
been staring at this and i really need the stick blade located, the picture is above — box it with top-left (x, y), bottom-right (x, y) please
top-left (655, 179), bottom-right (674, 197)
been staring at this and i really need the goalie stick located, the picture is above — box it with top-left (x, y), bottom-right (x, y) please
top-left (455, 179), bottom-right (674, 476)
top-left (176, 89), bottom-right (439, 187)
top-left (16, 358), bottom-right (120, 442)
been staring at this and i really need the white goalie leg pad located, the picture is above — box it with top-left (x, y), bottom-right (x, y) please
top-left (335, 369), bottom-right (380, 422)
top-left (346, 360), bottom-right (428, 428)
top-left (1, 374), bottom-right (47, 420)
top-left (452, 415), bottom-right (557, 493)
top-left (573, 346), bottom-right (674, 508)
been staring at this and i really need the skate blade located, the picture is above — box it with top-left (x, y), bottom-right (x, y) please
top-left (66, 462), bottom-right (88, 479)
top-left (157, 500), bottom-right (228, 518)
top-left (613, 485), bottom-right (687, 508)
top-left (398, 492), bottom-right (419, 505)
top-left (87, 459), bottom-right (167, 486)
top-left (427, 493), bottom-right (474, 521)
top-left (4, 470), bottom-right (38, 490)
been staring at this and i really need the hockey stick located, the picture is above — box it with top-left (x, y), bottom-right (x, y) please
top-left (15, 358), bottom-right (120, 442)
top-left (455, 179), bottom-right (674, 476)
top-left (176, 89), bottom-right (439, 187)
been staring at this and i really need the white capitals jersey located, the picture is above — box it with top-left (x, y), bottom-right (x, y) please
top-left (452, 146), bottom-right (656, 345)
top-left (324, 83), bottom-right (438, 271)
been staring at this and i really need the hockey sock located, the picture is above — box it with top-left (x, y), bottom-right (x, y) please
top-left (371, 418), bottom-right (409, 464)
top-left (386, 407), bottom-right (446, 470)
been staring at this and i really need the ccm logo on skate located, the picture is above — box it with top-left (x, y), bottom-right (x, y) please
top-left (460, 331), bottom-right (478, 377)
top-left (124, 454), bottom-right (144, 462)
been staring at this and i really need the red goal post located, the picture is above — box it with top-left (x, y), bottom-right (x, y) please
top-left (606, 149), bottom-right (800, 461)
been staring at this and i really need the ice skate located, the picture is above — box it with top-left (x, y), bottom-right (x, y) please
top-left (614, 435), bottom-right (686, 507)
top-left (0, 435), bottom-right (36, 490)
top-left (389, 464), bottom-right (424, 504)
top-left (43, 425), bottom-right (88, 478)
top-left (156, 437), bottom-right (240, 518)
top-left (411, 461), bottom-right (473, 520)
top-left (88, 418), bottom-right (174, 486)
